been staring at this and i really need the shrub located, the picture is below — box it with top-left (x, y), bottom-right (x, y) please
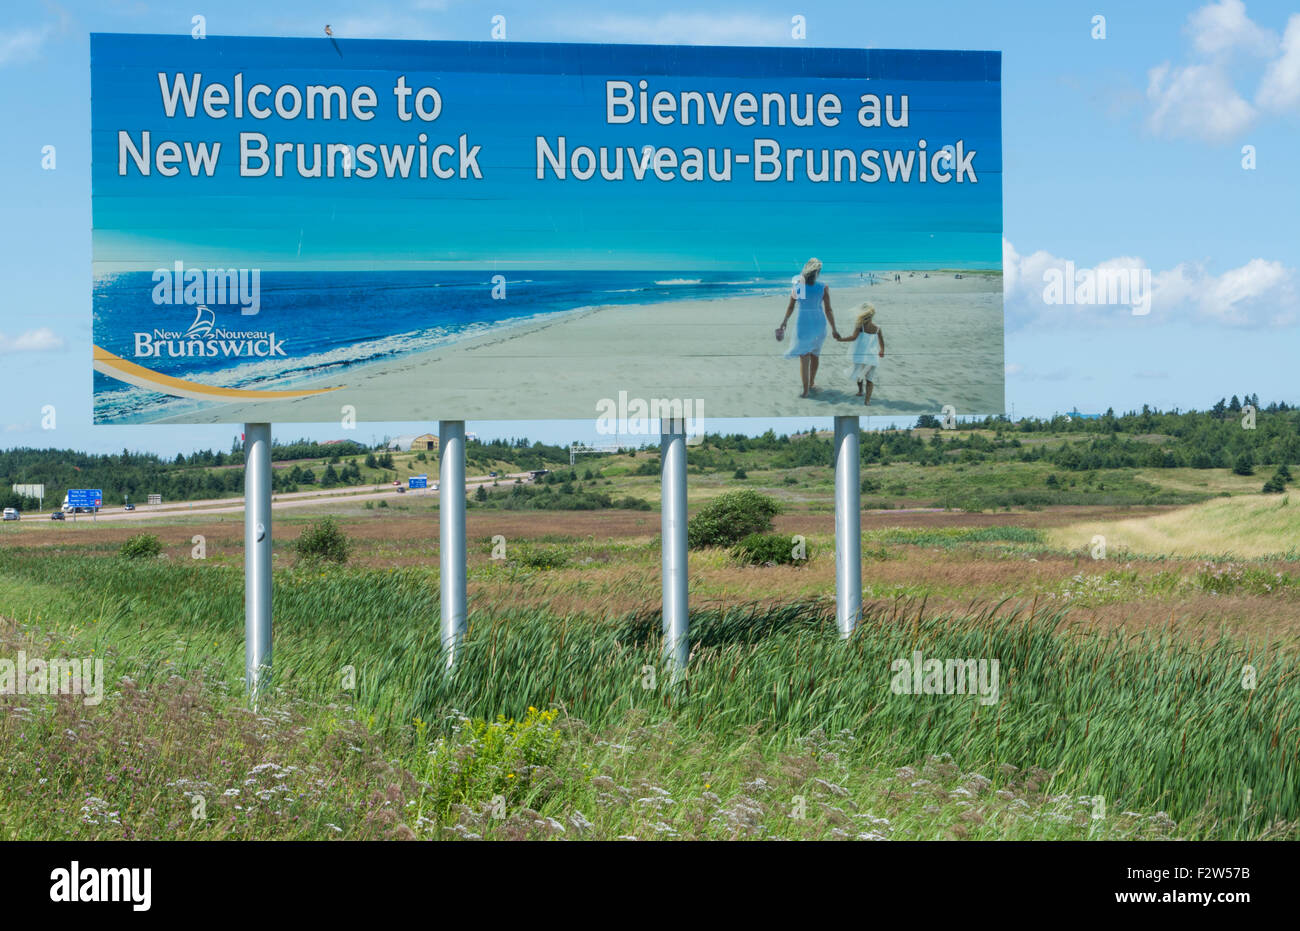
top-left (295, 516), bottom-right (351, 564)
top-left (119, 533), bottom-right (162, 559)
top-left (1262, 467), bottom-right (1289, 494)
top-left (420, 707), bottom-right (563, 816)
top-left (733, 468), bottom-right (748, 479)
top-left (731, 532), bottom-right (809, 567)
top-left (687, 489), bottom-right (781, 548)
top-left (510, 544), bottom-right (569, 570)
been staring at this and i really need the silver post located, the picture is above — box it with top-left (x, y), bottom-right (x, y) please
top-left (833, 415), bottom-right (862, 637)
top-left (439, 420), bottom-right (467, 669)
top-left (660, 418), bottom-right (689, 680)
top-left (244, 422), bottom-right (273, 696)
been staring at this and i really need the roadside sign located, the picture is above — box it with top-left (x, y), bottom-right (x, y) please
top-left (67, 489), bottom-right (103, 509)
top-left (147, 494), bottom-right (162, 505)
top-left (90, 34), bottom-right (1004, 424)
top-left (409, 475), bottom-right (428, 490)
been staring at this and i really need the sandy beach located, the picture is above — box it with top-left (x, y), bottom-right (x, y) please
top-left (161, 272), bottom-right (1003, 424)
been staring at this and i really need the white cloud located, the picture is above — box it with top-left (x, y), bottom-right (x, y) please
top-left (562, 13), bottom-right (789, 46)
top-left (1257, 14), bottom-right (1300, 111)
top-left (1154, 257), bottom-right (1295, 326)
top-left (0, 327), bottom-right (65, 353)
top-left (0, 24), bottom-right (54, 66)
top-left (1002, 238), bottom-right (1298, 329)
top-left (1142, 1), bottom-right (1300, 141)
top-left (1146, 61), bottom-right (1256, 141)
top-left (1187, 0), bottom-right (1276, 57)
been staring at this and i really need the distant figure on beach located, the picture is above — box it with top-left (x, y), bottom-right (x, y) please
top-left (835, 302), bottom-right (884, 406)
top-left (776, 257), bottom-right (839, 398)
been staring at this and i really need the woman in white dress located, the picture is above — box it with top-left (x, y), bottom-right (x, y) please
top-left (776, 257), bottom-right (840, 398)
top-left (834, 303), bottom-right (885, 405)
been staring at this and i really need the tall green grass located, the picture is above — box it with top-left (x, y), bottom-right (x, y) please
top-left (0, 549), bottom-right (1296, 837)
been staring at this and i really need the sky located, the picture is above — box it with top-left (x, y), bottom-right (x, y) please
top-left (2, 0), bottom-right (1298, 456)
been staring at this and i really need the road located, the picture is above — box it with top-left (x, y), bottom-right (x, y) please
top-left (18, 472), bottom-right (530, 523)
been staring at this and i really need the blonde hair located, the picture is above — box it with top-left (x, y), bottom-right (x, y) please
top-left (855, 303), bottom-right (876, 329)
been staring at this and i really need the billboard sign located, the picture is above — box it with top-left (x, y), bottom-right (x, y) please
top-left (91, 35), bottom-right (1002, 424)
top-left (12, 484), bottom-right (45, 499)
top-left (67, 489), bottom-right (104, 509)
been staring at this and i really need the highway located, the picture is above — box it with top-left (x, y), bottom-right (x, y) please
top-left (21, 471), bottom-right (529, 523)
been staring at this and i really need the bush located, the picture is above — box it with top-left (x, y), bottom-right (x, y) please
top-left (687, 489), bottom-right (781, 549)
top-left (295, 516), bottom-right (351, 563)
top-left (119, 533), bottom-right (162, 559)
top-left (733, 468), bottom-right (748, 479)
top-left (731, 532), bottom-right (809, 567)
top-left (510, 544), bottom-right (569, 570)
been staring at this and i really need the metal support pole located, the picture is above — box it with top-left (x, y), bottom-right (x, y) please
top-left (439, 420), bottom-right (467, 669)
top-left (244, 422), bottom-right (273, 696)
top-left (833, 415), bottom-right (862, 637)
top-left (660, 419), bottom-right (689, 680)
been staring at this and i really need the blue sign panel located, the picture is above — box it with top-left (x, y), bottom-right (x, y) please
top-left (409, 475), bottom-right (428, 489)
top-left (67, 489), bottom-right (104, 509)
top-left (91, 35), bottom-right (1003, 424)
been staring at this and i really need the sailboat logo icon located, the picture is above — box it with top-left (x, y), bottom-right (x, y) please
top-left (185, 305), bottom-right (215, 338)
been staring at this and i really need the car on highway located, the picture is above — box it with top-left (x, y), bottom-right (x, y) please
top-left (124, 503), bottom-right (135, 511)
top-left (2, 508), bottom-right (19, 521)
top-left (50, 510), bottom-right (65, 520)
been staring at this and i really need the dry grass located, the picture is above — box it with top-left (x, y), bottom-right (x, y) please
top-left (1048, 494), bottom-right (1300, 559)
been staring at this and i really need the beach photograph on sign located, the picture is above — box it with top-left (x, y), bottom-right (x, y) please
top-left (91, 36), bottom-right (1001, 424)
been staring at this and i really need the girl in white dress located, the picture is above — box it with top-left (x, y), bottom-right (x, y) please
top-left (834, 303), bottom-right (884, 405)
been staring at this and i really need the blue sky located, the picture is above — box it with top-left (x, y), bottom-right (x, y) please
top-left (2, 0), bottom-right (1298, 455)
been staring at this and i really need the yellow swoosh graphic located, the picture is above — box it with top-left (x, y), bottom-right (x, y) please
top-left (93, 345), bottom-right (344, 401)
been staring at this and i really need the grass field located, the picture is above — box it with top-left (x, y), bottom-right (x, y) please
top-left (1048, 493), bottom-right (1300, 559)
top-left (1, 434), bottom-right (1298, 842)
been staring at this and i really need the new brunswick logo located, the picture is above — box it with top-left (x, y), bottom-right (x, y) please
top-left (134, 305), bottom-right (286, 359)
